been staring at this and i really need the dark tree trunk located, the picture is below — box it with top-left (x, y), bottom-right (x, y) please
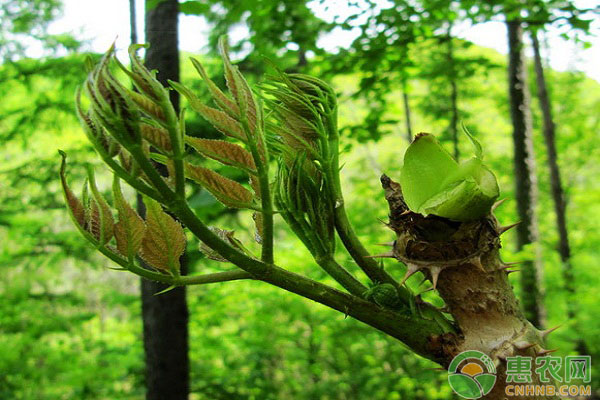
top-left (401, 80), bottom-right (413, 142)
top-left (506, 20), bottom-right (545, 328)
top-left (129, 0), bottom-right (138, 45)
top-left (530, 29), bottom-right (571, 311)
top-left (298, 48), bottom-right (308, 68)
top-left (145, 0), bottom-right (181, 111)
top-left (139, 1), bottom-right (189, 399)
top-left (445, 27), bottom-right (459, 161)
top-left (530, 30), bottom-right (587, 353)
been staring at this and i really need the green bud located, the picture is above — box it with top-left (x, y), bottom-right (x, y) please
top-left (364, 283), bottom-right (401, 309)
top-left (399, 132), bottom-right (499, 221)
top-left (126, 44), bottom-right (166, 101)
top-left (83, 49), bottom-right (142, 147)
top-left (262, 67), bottom-right (338, 161)
top-left (75, 86), bottom-right (120, 157)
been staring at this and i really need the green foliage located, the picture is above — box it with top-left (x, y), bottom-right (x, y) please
top-left (0, 0), bottom-right (80, 61)
top-left (2, 3), bottom-right (600, 397)
top-left (195, 0), bottom-right (331, 72)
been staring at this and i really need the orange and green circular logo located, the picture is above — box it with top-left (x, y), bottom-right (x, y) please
top-left (448, 350), bottom-right (497, 399)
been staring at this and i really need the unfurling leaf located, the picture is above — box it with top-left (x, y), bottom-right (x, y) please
top-left (218, 38), bottom-right (258, 128)
top-left (399, 133), bottom-right (499, 221)
top-left (59, 151), bottom-right (85, 228)
top-left (75, 87), bottom-right (120, 157)
top-left (127, 89), bottom-right (166, 121)
top-left (275, 106), bottom-right (319, 140)
top-left (199, 227), bottom-right (251, 262)
top-left (139, 198), bottom-right (186, 275)
top-left (170, 80), bottom-right (246, 141)
top-left (84, 48), bottom-right (142, 146)
top-left (141, 123), bottom-right (171, 152)
top-left (118, 150), bottom-right (134, 173)
top-left (249, 175), bottom-right (261, 198)
top-left (87, 167), bottom-right (115, 245)
top-left (186, 137), bottom-right (255, 172)
top-left (186, 164), bottom-right (254, 209)
top-left (113, 177), bottom-right (146, 259)
top-left (261, 86), bottom-right (315, 120)
top-left (218, 38), bottom-right (240, 103)
top-left (189, 57), bottom-right (239, 117)
top-left (165, 159), bottom-right (177, 189)
top-left (462, 123), bottom-right (483, 159)
top-left (123, 44), bottom-right (165, 101)
top-left (252, 212), bottom-right (263, 244)
top-left (274, 153), bottom-right (335, 255)
top-left (262, 69), bottom-right (337, 164)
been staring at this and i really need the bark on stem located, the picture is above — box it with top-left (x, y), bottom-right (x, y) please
top-left (381, 175), bottom-right (558, 399)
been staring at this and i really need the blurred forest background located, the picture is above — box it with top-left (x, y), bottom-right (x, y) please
top-left (1, 0), bottom-right (599, 399)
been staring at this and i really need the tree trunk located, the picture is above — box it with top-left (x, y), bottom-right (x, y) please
top-left (401, 80), bottom-right (413, 142)
top-left (446, 28), bottom-right (459, 161)
top-left (140, 1), bottom-right (189, 399)
top-left (506, 20), bottom-right (545, 329)
top-left (298, 47), bottom-right (307, 68)
top-left (530, 29), bottom-right (587, 354)
top-left (145, 0), bottom-right (181, 111)
top-left (129, 0), bottom-right (138, 45)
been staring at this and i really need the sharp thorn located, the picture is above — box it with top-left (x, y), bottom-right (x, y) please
top-left (400, 209), bottom-right (411, 216)
top-left (499, 221), bottom-right (521, 234)
top-left (377, 218), bottom-right (391, 227)
top-left (470, 256), bottom-right (485, 272)
top-left (401, 264), bottom-right (421, 285)
top-left (429, 367), bottom-right (447, 372)
top-left (513, 341), bottom-right (537, 351)
top-left (429, 266), bottom-right (442, 290)
top-left (506, 269), bottom-right (520, 275)
top-left (536, 348), bottom-right (558, 356)
top-left (497, 264), bottom-right (520, 272)
top-left (154, 285), bottom-right (177, 296)
top-left (541, 324), bottom-right (562, 338)
top-left (366, 252), bottom-right (395, 259)
top-left (504, 261), bottom-right (522, 266)
top-left (492, 198), bottom-right (507, 211)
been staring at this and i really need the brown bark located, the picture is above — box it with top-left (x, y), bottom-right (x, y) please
top-left (140, 1), bottom-right (189, 399)
top-left (506, 20), bottom-right (545, 329)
